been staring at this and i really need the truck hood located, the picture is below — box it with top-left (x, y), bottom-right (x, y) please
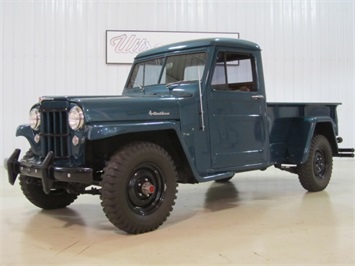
top-left (42, 95), bottom-right (181, 123)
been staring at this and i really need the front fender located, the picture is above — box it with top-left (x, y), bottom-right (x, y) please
top-left (16, 124), bottom-right (41, 155)
top-left (86, 120), bottom-right (210, 183)
top-left (86, 121), bottom-right (181, 141)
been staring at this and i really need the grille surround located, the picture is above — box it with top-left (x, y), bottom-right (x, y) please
top-left (39, 103), bottom-right (70, 159)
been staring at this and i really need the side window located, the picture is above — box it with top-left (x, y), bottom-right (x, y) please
top-left (211, 52), bottom-right (256, 92)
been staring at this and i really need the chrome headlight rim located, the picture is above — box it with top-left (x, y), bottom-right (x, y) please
top-left (29, 108), bottom-right (41, 130)
top-left (68, 106), bottom-right (85, 131)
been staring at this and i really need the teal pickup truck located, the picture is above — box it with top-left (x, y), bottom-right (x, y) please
top-left (6, 38), bottom-right (354, 234)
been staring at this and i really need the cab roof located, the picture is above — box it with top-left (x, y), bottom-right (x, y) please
top-left (135, 38), bottom-right (261, 59)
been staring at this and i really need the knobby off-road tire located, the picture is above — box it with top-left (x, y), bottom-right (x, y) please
top-left (100, 142), bottom-right (178, 234)
top-left (19, 175), bottom-right (78, 209)
top-left (298, 135), bottom-right (333, 192)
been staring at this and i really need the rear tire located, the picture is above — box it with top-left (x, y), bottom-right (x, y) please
top-left (100, 142), bottom-right (178, 234)
top-left (19, 176), bottom-right (78, 209)
top-left (298, 135), bottom-right (333, 192)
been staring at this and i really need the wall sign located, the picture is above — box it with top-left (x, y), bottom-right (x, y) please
top-left (106, 30), bottom-right (239, 64)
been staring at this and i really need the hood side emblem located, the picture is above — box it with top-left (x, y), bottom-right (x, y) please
top-left (149, 110), bottom-right (170, 116)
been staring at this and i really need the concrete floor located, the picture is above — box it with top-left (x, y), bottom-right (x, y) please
top-left (1, 160), bottom-right (354, 265)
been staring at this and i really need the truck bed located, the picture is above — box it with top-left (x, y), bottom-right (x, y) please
top-left (266, 102), bottom-right (340, 164)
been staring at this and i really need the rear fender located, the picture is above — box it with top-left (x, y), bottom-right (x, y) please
top-left (287, 117), bottom-right (338, 164)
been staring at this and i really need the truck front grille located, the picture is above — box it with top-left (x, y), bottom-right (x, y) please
top-left (40, 108), bottom-right (70, 159)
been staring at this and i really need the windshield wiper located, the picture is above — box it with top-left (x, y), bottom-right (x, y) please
top-left (166, 80), bottom-right (198, 90)
top-left (134, 82), bottom-right (145, 93)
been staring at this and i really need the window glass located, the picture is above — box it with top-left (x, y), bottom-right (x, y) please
top-left (127, 52), bottom-right (207, 89)
top-left (128, 58), bottom-right (164, 88)
top-left (211, 53), bottom-right (227, 90)
top-left (161, 52), bottom-right (207, 84)
top-left (212, 52), bottom-right (256, 92)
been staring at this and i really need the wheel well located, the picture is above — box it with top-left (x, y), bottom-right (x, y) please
top-left (85, 130), bottom-right (197, 184)
top-left (314, 122), bottom-right (338, 155)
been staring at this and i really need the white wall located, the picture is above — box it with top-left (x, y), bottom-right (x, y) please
top-left (1, 0), bottom-right (354, 166)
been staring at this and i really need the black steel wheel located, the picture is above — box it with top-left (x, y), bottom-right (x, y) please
top-left (100, 142), bottom-right (178, 234)
top-left (298, 135), bottom-right (333, 192)
top-left (19, 175), bottom-right (78, 209)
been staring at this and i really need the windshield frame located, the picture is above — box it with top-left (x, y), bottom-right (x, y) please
top-left (125, 50), bottom-right (208, 90)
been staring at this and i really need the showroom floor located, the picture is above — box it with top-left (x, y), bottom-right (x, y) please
top-left (1, 160), bottom-right (354, 265)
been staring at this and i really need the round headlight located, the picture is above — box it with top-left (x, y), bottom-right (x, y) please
top-left (29, 108), bottom-right (41, 130)
top-left (68, 106), bottom-right (84, 131)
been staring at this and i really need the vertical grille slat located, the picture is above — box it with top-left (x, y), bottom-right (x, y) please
top-left (40, 104), bottom-right (69, 159)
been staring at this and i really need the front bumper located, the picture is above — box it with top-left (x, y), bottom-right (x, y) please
top-left (7, 149), bottom-right (93, 194)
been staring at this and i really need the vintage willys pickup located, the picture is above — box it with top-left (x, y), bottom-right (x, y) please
top-left (6, 38), bottom-right (354, 234)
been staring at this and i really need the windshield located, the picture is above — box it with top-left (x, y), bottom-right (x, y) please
top-left (127, 52), bottom-right (207, 88)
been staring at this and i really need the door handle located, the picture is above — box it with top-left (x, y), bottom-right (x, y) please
top-left (251, 95), bottom-right (265, 100)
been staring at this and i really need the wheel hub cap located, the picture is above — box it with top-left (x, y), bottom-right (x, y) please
top-left (141, 181), bottom-right (155, 196)
top-left (127, 164), bottom-right (165, 215)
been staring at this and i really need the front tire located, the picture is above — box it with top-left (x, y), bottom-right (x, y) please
top-left (19, 176), bottom-right (78, 209)
top-left (298, 135), bottom-right (333, 192)
top-left (100, 142), bottom-right (178, 234)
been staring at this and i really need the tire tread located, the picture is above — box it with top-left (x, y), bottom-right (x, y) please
top-left (100, 142), bottom-right (178, 234)
top-left (298, 135), bottom-right (333, 192)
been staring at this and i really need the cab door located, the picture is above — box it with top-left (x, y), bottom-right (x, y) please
top-left (207, 50), bottom-right (269, 170)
